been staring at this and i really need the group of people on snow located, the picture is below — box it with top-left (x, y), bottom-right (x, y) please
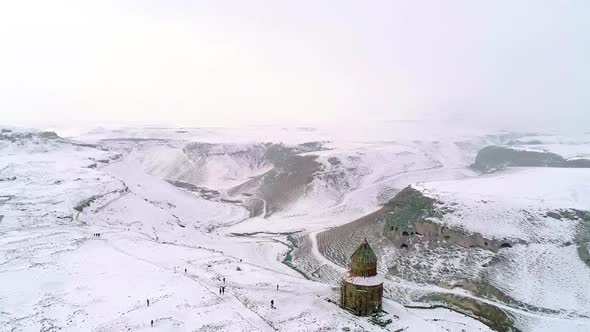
top-left (145, 265), bottom-right (283, 327)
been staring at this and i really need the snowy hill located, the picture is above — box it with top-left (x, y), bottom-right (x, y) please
top-left (304, 157), bottom-right (590, 331)
top-left (1, 125), bottom-right (588, 331)
top-left (417, 168), bottom-right (590, 318)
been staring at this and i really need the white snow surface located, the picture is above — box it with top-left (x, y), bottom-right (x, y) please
top-left (343, 272), bottom-right (385, 287)
top-left (0, 126), bottom-right (497, 331)
top-left (1, 124), bottom-right (589, 331)
top-left (417, 167), bottom-right (590, 241)
top-left (415, 167), bottom-right (590, 317)
top-left (505, 133), bottom-right (590, 159)
top-left (138, 143), bottom-right (274, 190)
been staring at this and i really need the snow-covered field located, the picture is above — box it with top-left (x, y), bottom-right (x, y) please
top-left (1, 125), bottom-right (588, 331)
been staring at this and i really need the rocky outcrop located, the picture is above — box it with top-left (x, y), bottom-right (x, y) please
top-left (1, 130), bottom-right (61, 142)
top-left (472, 146), bottom-right (590, 172)
top-left (38, 131), bottom-right (60, 139)
top-left (382, 187), bottom-right (513, 252)
top-left (385, 217), bottom-right (514, 252)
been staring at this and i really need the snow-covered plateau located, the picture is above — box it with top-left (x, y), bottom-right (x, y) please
top-left (1, 125), bottom-right (589, 331)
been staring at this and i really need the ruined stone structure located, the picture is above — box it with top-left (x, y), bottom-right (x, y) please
top-left (340, 239), bottom-right (383, 316)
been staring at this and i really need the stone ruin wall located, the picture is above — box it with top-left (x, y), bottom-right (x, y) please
top-left (340, 282), bottom-right (383, 316)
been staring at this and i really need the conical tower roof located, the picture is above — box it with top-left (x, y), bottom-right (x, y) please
top-left (351, 239), bottom-right (377, 264)
top-left (350, 239), bottom-right (378, 277)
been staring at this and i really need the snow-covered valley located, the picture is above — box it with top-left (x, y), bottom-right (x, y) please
top-left (1, 125), bottom-right (589, 331)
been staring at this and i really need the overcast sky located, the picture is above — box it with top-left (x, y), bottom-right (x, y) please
top-left (0, 0), bottom-right (588, 130)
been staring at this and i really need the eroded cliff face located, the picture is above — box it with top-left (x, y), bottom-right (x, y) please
top-left (382, 186), bottom-right (514, 252)
top-left (229, 152), bottom-right (322, 217)
top-left (385, 219), bottom-right (515, 252)
top-left (138, 141), bottom-right (327, 217)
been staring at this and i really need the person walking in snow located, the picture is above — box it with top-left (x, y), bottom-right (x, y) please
top-left (219, 287), bottom-right (222, 295)
top-left (150, 320), bottom-right (153, 327)
top-left (270, 300), bottom-right (274, 309)
top-left (184, 268), bottom-right (187, 274)
top-left (223, 277), bottom-right (225, 284)
top-left (222, 286), bottom-right (225, 294)
top-left (147, 299), bottom-right (149, 307)
top-left (276, 284), bottom-right (279, 290)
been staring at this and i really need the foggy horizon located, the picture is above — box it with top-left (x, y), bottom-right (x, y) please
top-left (1, 0), bottom-right (588, 131)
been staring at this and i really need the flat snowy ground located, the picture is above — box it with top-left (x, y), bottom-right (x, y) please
top-left (0, 132), bottom-right (493, 331)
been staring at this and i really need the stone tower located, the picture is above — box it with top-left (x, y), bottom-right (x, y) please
top-left (340, 239), bottom-right (384, 316)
